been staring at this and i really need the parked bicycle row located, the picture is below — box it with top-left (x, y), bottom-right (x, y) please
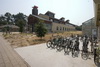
top-left (46, 34), bottom-right (99, 61)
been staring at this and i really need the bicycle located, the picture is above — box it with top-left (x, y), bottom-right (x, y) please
top-left (93, 40), bottom-right (100, 65)
top-left (56, 37), bottom-right (66, 51)
top-left (64, 39), bottom-right (72, 54)
top-left (81, 38), bottom-right (89, 60)
top-left (81, 46), bottom-right (89, 60)
top-left (46, 37), bottom-right (58, 48)
top-left (72, 40), bottom-right (80, 57)
top-left (64, 37), bottom-right (75, 54)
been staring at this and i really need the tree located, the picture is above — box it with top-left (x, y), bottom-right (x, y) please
top-left (0, 15), bottom-right (5, 21)
top-left (17, 20), bottom-right (25, 33)
top-left (12, 13), bottom-right (27, 25)
top-left (0, 12), bottom-right (28, 33)
top-left (5, 12), bottom-right (12, 24)
top-left (0, 15), bottom-right (7, 26)
top-left (75, 25), bottom-right (82, 31)
top-left (12, 13), bottom-right (27, 32)
top-left (0, 12), bottom-right (27, 26)
top-left (34, 20), bottom-right (47, 39)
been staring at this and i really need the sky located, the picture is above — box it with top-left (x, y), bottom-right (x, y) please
top-left (0, 0), bottom-right (94, 25)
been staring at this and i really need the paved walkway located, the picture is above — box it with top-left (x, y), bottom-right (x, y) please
top-left (0, 34), bottom-right (30, 67)
top-left (15, 43), bottom-right (96, 67)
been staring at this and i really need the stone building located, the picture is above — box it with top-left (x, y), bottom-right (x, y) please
top-left (82, 18), bottom-right (97, 36)
top-left (28, 6), bottom-right (75, 33)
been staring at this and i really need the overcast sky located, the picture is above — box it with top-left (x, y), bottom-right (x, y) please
top-left (0, 0), bottom-right (94, 25)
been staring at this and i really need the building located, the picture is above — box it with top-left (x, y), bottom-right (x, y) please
top-left (82, 18), bottom-right (97, 36)
top-left (28, 6), bottom-right (75, 33)
top-left (93, 0), bottom-right (100, 40)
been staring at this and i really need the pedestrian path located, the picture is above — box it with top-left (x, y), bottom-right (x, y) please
top-left (0, 35), bottom-right (30, 67)
top-left (15, 43), bottom-right (96, 67)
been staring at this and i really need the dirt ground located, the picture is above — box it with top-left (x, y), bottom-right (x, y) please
top-left (3, 31), bottom-right (82, 48)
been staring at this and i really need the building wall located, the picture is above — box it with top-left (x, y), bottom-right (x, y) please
top-left (43, 22), bottom-right (52, 33)
top-left (97, 27), bottom-right (100, 40)
top-left (28, 10), bottom-right (76, 33)
top-left (93, 0), bottom-right (100, 40)
top-left (82, 18), bottom-right (97, 36)
top-left (52, 22), bottom-right (75, 33)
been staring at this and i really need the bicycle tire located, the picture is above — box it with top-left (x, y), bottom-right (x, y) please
top-left (81, 51), bottom-right (88, 60)
top-left (46, 40), bottom-right (51, 48)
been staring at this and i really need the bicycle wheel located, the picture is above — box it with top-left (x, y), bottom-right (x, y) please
top-left (53, 42), bottom-right (58, 49)
top-left (94, 56), bottom-right (99, 65)
top-left (46, 40), bottom-right (52, 48)
top-left (56, 45), bottom-right (62, 51)
top-left (64, 46), bottom-right (70, 54)
top-left (72, 50), bottom-right (75, 58)
top-left (75, 51), bottom-right (79, 57)
top-left (81, 51), bottom-right (88, 60)
top-left (51, 43), bottom-right (55, 49)
top-left (72, 49), bottom-right (79, 58)
top-left (64, 46), bottom-right (67, 53)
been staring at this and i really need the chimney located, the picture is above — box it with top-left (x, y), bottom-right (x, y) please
top-left (32, 6), bottom-right (38, 15)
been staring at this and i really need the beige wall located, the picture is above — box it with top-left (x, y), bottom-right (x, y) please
top-left (38, 13), bottom-right (75, 33)
top-left (52, 22), bottom-right (75, 33)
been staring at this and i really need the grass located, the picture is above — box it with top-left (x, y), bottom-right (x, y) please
top-left (3, 31), bottom-right (82, 48)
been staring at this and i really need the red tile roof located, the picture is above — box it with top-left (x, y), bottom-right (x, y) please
top-left (33, 6), bottom-right (38, 8)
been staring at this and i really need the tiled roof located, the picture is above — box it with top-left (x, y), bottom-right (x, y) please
top-left (32, 15), bottom-right (51, 22)
top-left (31, 14), bottom-right (76, 27)
top-left (0, 25), bottom-right (19, 28)
top-left (45, 11), bottom-right (55, 14)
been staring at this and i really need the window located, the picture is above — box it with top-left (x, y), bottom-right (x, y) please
top-left (63, 27), bottom-right (64, 31)
top-left (67, 28), bottom-right (69, 31)
top-left (69, 28), bottom-right (70, 31)
top-left (65, 28), bottom-right (66, 31)
top-left (60, 27), bottom-right (62, 30)
top-left (56, 26), bottom-right (59, 30)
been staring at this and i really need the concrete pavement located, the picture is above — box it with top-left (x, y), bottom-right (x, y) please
top-left (15, 42), bottom-right (96, 67)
